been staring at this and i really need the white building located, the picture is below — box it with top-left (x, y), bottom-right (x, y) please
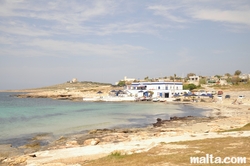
top-left (123, 76), bottom-right (135, 82)
top-left (115, 76), bottom-right (136, 85)
top-left (188, 76), bottom-right (200, 85)
top-left (239, 74), bottom-right (249, 82)
top-left (126, 82), bottom-right (189, 98)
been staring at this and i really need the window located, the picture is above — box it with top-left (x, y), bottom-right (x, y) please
top-left (158, 86), bottom-right (160, 89)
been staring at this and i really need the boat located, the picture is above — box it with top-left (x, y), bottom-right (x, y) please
top-left (146, 97), bottom-right (152, 101)
top-left (152, 98), bottom-right (159, 102)
top-left (159, 98), bottom-right (166, 102)
top-left (140, 97), bottom-right (147, 101)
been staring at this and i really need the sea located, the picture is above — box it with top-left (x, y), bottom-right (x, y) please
top-left (0, 92), bottom-right (209, 147)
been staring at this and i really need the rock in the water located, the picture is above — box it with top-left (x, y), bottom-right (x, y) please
top-left (157, 118), bottom-right (162, 122)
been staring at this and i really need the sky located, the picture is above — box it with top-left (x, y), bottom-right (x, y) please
top-left (1, 0), bottom-right (250, 90)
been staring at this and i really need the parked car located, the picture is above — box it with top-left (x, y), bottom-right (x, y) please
top-left (225, 95), bottom-right (230, 99)
top-left (208, 94), bottom-right (214, 98)
top-left (218, 91), bottom-right (223, 95)
top-left (217, 95), bottom-right (223, 100)
top-left (238, 95), bottom-right (245, 99)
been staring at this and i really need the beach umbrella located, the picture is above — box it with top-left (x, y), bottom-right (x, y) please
top-left (97, 91), bottom-right (103, 94)
top-left (173, 94), bottom-right (180, 97)
top-left (115, 90), bottom-right (126, 96)
top-left (116, 90), bottom-right (126, 95)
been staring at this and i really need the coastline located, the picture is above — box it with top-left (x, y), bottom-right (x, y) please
top-left (1, 91), bottom-right (250, 165)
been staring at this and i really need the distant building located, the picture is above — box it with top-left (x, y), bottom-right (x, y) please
top-left (239, 74), bottom-right (249, 82)
top-left (126, 81), bottom-right (189, 98)
top-left (123, 76), bottom-right (135, 82)
top-left (115, 76), bottom-right (136, 85)
top-left (188, 76), bottom-right (200, 85)
top-left (219, 79), bottom-right (228, 85)
top-left (70, 78), bottom-right (78, 83)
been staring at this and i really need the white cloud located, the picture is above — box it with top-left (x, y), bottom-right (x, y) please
top-left (0, 0), bottom-right (120, 37)
top-left (147, 5), bottom-right (188, 23)
top-left (0, 20), bottom-right (50, 37)
top-left (0, 0), bottom-right (162, 39)
top-left (147, 0), bottom-right (250, 31)
top-left (2, 38), bottom-right (149, 58)
top-left (0, 0), bottom-right (113, 22)
top-left (190, 9), bottom-right (250, 26)
top-left (1, 0), bottom-right (250, 39)
top-left (97, 21), bottom-right (157, 35)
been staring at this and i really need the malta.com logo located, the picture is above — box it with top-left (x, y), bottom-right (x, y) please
top-left (190, 154), bottom-right (247, 164)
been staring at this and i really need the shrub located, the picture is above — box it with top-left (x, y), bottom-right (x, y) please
top-left (117, 81), bottom-right (126, 87)
top-left (183, 84), bottom-right (197, 90)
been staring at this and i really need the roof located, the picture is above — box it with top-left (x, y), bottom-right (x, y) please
top-left (131, 82), bottom-right (183, 86)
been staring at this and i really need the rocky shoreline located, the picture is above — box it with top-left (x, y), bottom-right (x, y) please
top-left (0, 115), bottom-right (219, 164)
top-left (1, 107), bottom-right (249, 166)
top-left (14, 93), bottom-right (83, 101)
top-left (1, 91), bottom-right (250, 165)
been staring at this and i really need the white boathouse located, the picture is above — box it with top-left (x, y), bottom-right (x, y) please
top-left (126, 82), bottom-right (189, 98)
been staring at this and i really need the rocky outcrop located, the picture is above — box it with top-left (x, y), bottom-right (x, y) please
top-left (153, 116), bottom-right (215, 127)
top-left (83, 138), bottom-right (100, 146)
top-left (14, 93), bottom-right (84, 101)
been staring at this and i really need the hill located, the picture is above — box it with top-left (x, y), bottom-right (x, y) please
top-left (9, 81), bottom-right (123, 101)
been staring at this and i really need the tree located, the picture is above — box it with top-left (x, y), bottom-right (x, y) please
top-left (225, 73), bottom-right (231, 78)
top-left (214, 75), bottom-right (221, 79)
top-left (183, 84), bottom-right (197, 90)
top-left (234, 70), bottom-right (241, 76)
top-left (117, 81), bottom-right (126, 87)
top-left (232, 76), bottom-right (241, 85)
top-left (199, 78), bottom-right (207, 85)
top-left (144, 76), bottom-right (149, 81)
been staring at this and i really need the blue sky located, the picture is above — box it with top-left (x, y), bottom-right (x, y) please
top-left (1, 0), bottom-right (250, 89)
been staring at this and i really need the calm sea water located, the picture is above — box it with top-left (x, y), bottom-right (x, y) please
top-left (0, 92), bottom-right (207, 146)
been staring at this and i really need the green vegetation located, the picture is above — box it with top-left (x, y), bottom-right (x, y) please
top-left (79, 137), bottom-right (250, 166)
top-left (183, 84), bottom-right (197, 90)
top-left (199, 78), bottom-right (207, 85)
top-left (234, 70), bottom-right (242, 76)
top-left (144, 76), bottom-right (149, 81)
top-left (220, 123), bottom-right (250, 132)
top-left (108, 151), bottom-right (126, 159)
top-left (29, 81), bottom-right (112, 91)
top-left (211, 82), bottom-right (250, 90)
top-left (117, 81), bottom-right (126, 87)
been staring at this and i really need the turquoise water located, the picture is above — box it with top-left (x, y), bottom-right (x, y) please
top-left (0, 92), bottom-right (206, 145)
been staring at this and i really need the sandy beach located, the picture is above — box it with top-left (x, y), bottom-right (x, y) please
top-left (1, 90), bottom-right (250, 166)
